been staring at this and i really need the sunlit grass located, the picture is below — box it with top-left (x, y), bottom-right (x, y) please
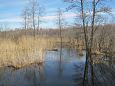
top-left (0, 36), bottom-right (60, 68)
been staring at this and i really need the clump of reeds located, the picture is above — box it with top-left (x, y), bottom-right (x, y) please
top-left (0, 36), bottom-right (61, 68)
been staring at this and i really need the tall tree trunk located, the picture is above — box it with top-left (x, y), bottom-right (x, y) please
top-left (37, 15), bottom-right (40, 35)
top-left (89, 0), bottom-right (96, 85)
top-left (83, 50), bottom-right (89, 86)
top-left (80, 0), bottom-right (89, 85)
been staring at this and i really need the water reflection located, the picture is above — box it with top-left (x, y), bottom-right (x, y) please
top-left (0, 48), bottom-right (86, 86)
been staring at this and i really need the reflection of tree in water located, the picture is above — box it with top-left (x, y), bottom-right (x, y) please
top-left (73, 64), bottom-right (84, 86)
top-left (58, 48), bottom-right (63, 77)
top-left (38, 64), bottom-right (46, 81)
top-left (73, 62), bottom-right (115, 86)
top-left (23, 64), bottom-right (45, 86)
top-left (34, 64), bottom-right (46, 86)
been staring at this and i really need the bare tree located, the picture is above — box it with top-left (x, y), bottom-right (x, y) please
top-left (22, 0), bottom-right (45, 37)
top-left (26, 8), bottom-right (33, 29)
top-left (64, 0), bottom-right (111, 86)
top-left (37, 5), bottom-right (45, 29)
top-left (56, 8), bottom-right (65, 76)
top-left (57, 8), bottom-right (64, 57)
top-left (22, 7), bottom-right (28, 36)
top-left (30, 0), bottom-right (38, 37)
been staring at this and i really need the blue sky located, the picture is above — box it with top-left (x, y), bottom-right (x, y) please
top-left (0, 0), bottom-right (115, 29)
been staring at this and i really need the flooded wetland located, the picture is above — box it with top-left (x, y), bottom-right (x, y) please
top-left (0, 48), bottom-right (114, 86)
top-left (0, 48), bottom-right (86, 86)
top-left (0, 0), bottom-right (115, 86)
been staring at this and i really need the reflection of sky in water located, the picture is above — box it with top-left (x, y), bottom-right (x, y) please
top-left (0, 48), bottom-right (85, 86)
top-left (45, 48), bottom-right (86, 63)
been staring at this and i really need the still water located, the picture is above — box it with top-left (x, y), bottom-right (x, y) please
top-left (0, 48), bottom-right (86, 86)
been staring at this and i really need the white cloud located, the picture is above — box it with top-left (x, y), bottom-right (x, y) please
top-left (0, 17), bottom-right (22, 23)
top-left (0, 12), bottom-right (76, 23)
top-left (64, 12), bottom-right (77, 18)
top-left (41, 15), bottom-right (56, 20)
top-left (41, 12), bottom-right (77, 21)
